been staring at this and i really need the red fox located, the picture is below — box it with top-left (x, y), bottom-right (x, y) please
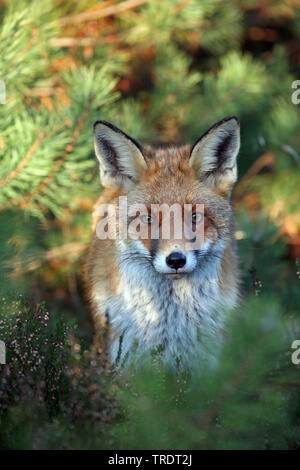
top-left (84, 117), bottom-right (241, 368)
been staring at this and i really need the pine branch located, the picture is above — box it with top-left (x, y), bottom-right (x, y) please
top-left (20, 95), bottom-right (93, 209)
top-left (0, 132), bottom-right (45, 189)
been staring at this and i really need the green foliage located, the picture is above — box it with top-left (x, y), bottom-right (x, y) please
top-left (0, 298), bottom-right (115, 449)
top-left (0, 0), bottom-right (58, 109)
top-left (0, 64), bottom-right (118, 218)
top-left (109, 297), bottom-right (300, 450)
top-left (0, 297), bottom-right (299, 450)
top-left (120, 0), bottom-right (243, 53)
top-left (0, 0), bottom-right (299, 450)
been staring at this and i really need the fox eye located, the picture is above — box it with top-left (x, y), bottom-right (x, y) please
top-left (191, 212), bottom-right (204, 224)
top-left (140, 214), bottom-right (152, 225)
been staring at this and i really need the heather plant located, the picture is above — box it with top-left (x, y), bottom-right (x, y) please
top-left (0, 298), bottom-right (66, 418)
top-left (0, 298), bottom-right (117, 449)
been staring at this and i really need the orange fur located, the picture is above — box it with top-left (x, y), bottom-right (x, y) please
top-left (84, 118), bottom-right (241, 367)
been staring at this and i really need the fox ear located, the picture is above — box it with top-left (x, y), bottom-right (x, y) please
top-left (189, 117), bottom-right (240, 197)
top-left (94, 120), bottom-right (147, 190)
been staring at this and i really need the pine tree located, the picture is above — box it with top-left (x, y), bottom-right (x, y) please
top-left (0, 0), bottom-right (299, 450)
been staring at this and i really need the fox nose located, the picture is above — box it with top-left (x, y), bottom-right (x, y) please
top-left (166, 252), bottom-right (186, 270)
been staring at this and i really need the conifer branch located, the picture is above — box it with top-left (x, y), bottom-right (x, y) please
top-left (20, 96), bottom-right (93, 209)
top-left (0, 132), bottom-right (45, 188)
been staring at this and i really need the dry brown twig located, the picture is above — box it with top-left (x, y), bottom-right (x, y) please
top-left (60, 0), bottom-right (149, 26)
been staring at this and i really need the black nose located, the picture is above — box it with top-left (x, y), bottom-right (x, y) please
top-left (166, 252), bottom-right (186, 270)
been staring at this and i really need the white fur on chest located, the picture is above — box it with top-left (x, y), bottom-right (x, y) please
top-left (96, 249), bottom-right (235, 368)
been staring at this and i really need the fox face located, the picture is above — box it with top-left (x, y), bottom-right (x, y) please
top-left (86, 117), bottom-right (241, 367)
top-left (93, 117), bottom-right (240, 282)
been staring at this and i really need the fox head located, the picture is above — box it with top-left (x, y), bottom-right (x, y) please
top-left (93, 117), bottom-right (240, 279)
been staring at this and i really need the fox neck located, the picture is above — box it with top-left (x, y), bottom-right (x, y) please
top-left (117, 246), bottom-right (224, 316)
top-left (111, 242), bottom-right (236, 358)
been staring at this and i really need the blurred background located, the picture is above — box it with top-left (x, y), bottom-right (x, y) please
top-left (0, 0), bottom-right (300, 449)
top-left (1, 0), bottom-right (299, 330)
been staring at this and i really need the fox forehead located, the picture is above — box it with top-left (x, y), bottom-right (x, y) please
top-left (127, 145), bottom-right (230, 210)
top-left (142, 144), bottom-right (194, 186)
top-left (144, 144), bottom-right (191, 168)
